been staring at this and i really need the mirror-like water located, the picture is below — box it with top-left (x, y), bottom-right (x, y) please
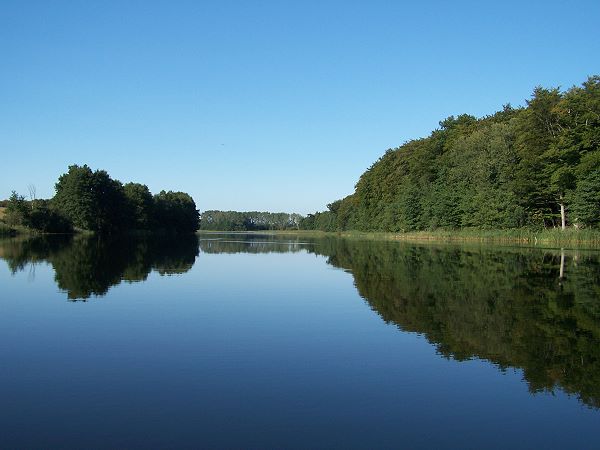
top-left (1, 233), bottom-right (599, 449)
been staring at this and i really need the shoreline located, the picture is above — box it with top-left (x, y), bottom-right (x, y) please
top-left (197, 228), bottom-right (600, 249)
top-left (3, 225), bottom-right (600, 249)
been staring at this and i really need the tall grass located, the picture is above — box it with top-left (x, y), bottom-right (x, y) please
top-left (341, 229), bottom-right (600, 249)
top-left (269, 228), bottom-right (600, 248)
top-left (388, 228), bottom-right (600, 246)
top-left (0, 222), bottom-right (16, 237)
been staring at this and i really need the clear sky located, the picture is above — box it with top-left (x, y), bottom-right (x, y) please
top-left (1, 0), bottom-right (599, 214)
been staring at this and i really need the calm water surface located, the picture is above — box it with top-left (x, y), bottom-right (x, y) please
top-left (1, 233), bottom-right (599, 449)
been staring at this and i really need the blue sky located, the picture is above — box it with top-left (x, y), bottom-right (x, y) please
top-left (1, 0), bottom-right (599, 214)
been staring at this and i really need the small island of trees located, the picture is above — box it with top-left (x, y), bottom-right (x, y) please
top-left (1, 164), bottom-right (199, 235)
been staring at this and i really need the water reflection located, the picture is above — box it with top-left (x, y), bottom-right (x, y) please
top-left (310, 239), bottom-right (600, 409)
top-left (0, 234), bottom-right (199, 300)
top-left (2, 233), bottom-right (599, 409)
top-left (198, 233), bottom-right (312, 254)
top-left (201, 235), bottom-right (600, 408)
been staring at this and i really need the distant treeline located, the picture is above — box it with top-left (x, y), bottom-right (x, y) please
top-left (199, 210), bottom-right (302, 231)
top-left (1, 164), bottom-right (199, 234)
top-left (301, 76), bottom-right (600, 232)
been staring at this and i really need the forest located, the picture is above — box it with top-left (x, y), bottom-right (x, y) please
top-left (301, 76), bottom-right (600, 232)
top-left (1, 164), bottom-right (199, 234)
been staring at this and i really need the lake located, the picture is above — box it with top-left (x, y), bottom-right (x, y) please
top-left (1, 233), bottom-right (599, 449)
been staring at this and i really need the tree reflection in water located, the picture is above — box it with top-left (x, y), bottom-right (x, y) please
top-left (0, 234), bottom-right (199, 300)
top-left (310, 238), bottom-right (600, 409)
top-left (197, 234), bottom-right (600, 408)
top-left (1, 233), bottom-right (599, 408)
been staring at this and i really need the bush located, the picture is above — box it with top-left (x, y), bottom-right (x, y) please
top-left (26, 206), bottom-right (73, 233)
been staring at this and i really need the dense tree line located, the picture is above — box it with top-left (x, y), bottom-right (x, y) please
top-left (1, 165), bottom-right (200, 234)
top-left (301, 76), bottom-right (600, 232)
top-left (199, 210), bottom-right (302, 231)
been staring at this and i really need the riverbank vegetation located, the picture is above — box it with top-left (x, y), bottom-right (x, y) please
top-left (223, 228), bottom-right (600, 248)
top-left (301, 76), bottom-right (600, 233)
top-left (312, 228), bottom-right (600, 246)
top-left (1, 165), bottom-right (199, 235)
top-left (0, 222), bottom-right (14, 237)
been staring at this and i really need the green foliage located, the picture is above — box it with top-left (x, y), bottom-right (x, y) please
top-left (4, 191), bottom-right (29, 226)
top-left (48, 164), bottom-right (200, 234)
top-left (570, 170), bottom-right (600, 227)
top-left (3, 193), bottom-right (72, 233)
top-left (26, 201), bottom-right (73, 233)
top-left (0, 222), bottom-right (15, 236)
top-left (53, 165), bottom-right (129, 233)
top-left (303, 76), bottom-right (600, 232)
top-left (53, 165), bottom-right (98, 230)
top-left (124, 182), bottom-right (154, 229)
top-left (154, 191), bottom-right (200, 233)
top-left (299, 211), bottom-right (336, 231)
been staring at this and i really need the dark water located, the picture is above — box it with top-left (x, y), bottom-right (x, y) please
top-left (1, 233), bottom-right (599, 449)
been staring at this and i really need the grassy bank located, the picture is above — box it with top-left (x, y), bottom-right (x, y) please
top-left (0, 223), bottom-right (46, 237)
top-left (4, 225), bottom-right (598, 247)
top-left (0, 224), bottom-right (188, 238)
top-left (0, 222), bottom-right (16, 237)
top-left (224, 228), bottom-right (600, 248)
top-left (386, 228), bottom-right (600, 246)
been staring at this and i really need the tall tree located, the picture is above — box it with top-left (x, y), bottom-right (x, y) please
top-left (154, 191), bottom-right (200, 233)
top-left (4, 191), bottom-right (28, 226)
top-left (124, 182), bottom-right (154, 229)
top-left (53, 165), bottom-right (128, 233)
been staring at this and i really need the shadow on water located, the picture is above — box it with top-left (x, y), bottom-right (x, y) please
top-left (0, 234), bottom-right (199, 300)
